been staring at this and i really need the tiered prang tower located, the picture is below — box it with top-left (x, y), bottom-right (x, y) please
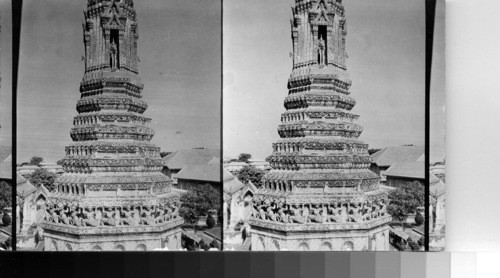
top-left (249, 0), bottom-right (391, 251)
top-left (41, 0), bottom-right (183, 251)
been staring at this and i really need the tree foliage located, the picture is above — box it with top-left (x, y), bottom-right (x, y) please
top-left (56, 159), bottom-right (64, 165)
top-left (179, 184), bottom-right (221, 226)
top-left (238, 153), bottom-right (252, 163)
top-left (30, 156), bottom-right (43, 166)
top-left (27, 168), bottom-right (57, 191)
top-left (2, 213), bottom-right (11, 226)
top-left (387, 181), bottom-right (425, 221)
top-left (206, 214), bottom-right (216, 229)
top-left (0, 181), bottom-right (12, 213)
top-left (415, 212), bottom-right (424, 226)
top-left (210, 239), bottom-right (220, 250)
top-left (237, 165), bottom-right (265, 187)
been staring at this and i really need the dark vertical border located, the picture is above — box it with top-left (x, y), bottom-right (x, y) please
top-left (220, 0), bottom-right (224, 250)
top-left (425, 0), bottom-right (437, 252)
top-left (11, 0), bottom-right (23, 250)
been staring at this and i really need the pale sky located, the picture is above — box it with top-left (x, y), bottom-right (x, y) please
top-left (223, 0), bottom-right (430, 160)
top-left (17, 0), bottom-right (221, 163)
top-left (0, 0), bottom-right (12, 147)
top-left (430, 0), bottom-right (446, 163)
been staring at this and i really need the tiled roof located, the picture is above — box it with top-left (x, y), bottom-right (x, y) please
top-left (16, 173), bottom-right (37, 198)
top-left (0, 155), bottom-right (12, 180)
top-left (385, 162), bottom-right (442, 185)
top-left (223, 169), bottom-right (245, 195)
top-left (430, 173), bottom-right (445, 197)
top-left (207, 157), bottom-right (220, 165)
top-left (0, 146), bottom-right (11, 162)
top-left (371, 146), bottom-right (424, 167)
top-left (176, 163), bottom-right (221, 183)
top-left (384, 161), bottom-right (425, 180)
top-left (163, 148), bottom-right (220, 170)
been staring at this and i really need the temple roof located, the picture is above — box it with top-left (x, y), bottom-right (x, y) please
top-left (163, 148), bottom-right (220, 170)
top-left (0, 146), bottom-right (12, 180)
top-left (0, 146), bottom-right (11, 162)
top-left (223, 169), bottom-right (245, 196)
top-left (430, 172), bottom-right (445, 197)
top-left (16, 173), bottom-right (37, 198)
top-left (384, 161), bottom-right (441, 184)
top-left (384, 161), bottom-right (425, 180)
top-left (176, 163), bottom-right (221, 183)
top-left (370, 145), bottom-right (424, 167)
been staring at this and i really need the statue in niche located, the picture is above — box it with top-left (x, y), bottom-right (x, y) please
top-left (309, 204), bottom-right (324, 223)
top-left (349, 206), bottom-right (364, 223)
top-left (251, 205), bottom-right (259, 219)
top-left (50, 206), bottom-right (60, 224)
top-left (141, 206), bottom-right (156, 225)
top-left (326, 204), bottom-right (338, 223)
top-left (338, 205), bottom-right (348, 223)
top-left (171, 204), bottom-right (179, 219)
top-left (278, 207), bottom-right (288, 223)
top-left (259, 205), bottom-right (267, 220)
top-left (378, 200), bottom-right (387, 217)
top-left (110, 40), bottom-right (118, 69)
top-left (59, 206), bottom-right (72, 225)
top-left (266, 207), bottom-right (278, 222)
top-left (121, 206), bottom-right (134, 226)
top-left (71, 210), bottom-right (81, 227)
top-left (318, 35), bottom-right (326, 66)
top-left (82, 208), bottom-right (99, 227)
top-left (289, 205), bottom-right (305, 224)
top-left (302, 205), bottom-right (310, 222)
top-left (131, 208), bottom-right (141, 226)
top-left (154, 206), bottom-right (163, 224)
top-left (102, 208), bottom-right (116, 226)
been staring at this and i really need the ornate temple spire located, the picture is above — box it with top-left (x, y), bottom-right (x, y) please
top-left (249, 0), bottom-right (391, 251)
top-left (41, 0), bottom-right (183, 251)
top-left (83, 0), bottom-right (139, 73)
top-left (291, 0), bottom-right (347, 70)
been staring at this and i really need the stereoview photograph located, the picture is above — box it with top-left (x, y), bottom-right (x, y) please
top-left (223, 0), bottom-right (439, 251)
top-left (16, 0), bottom-right (221, 251)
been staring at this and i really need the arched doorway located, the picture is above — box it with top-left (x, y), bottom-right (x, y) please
top-left (115, 244), bottom-right (125, 251)
top-left (342, 241), bottom-right (354, 251)
top-left (320, 242), bottom-right (332, 251)
top-left (136, 244), bottom-right (147, 251)
top-left (35, 194), bottom-right (47, 224)
top-left (297, 242), bottom-right (309, 251)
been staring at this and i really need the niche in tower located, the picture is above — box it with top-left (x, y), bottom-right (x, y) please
top-left (317, 25), bottom-right (328, 65)
top-left (110, 29), bottom-right (120, 69)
